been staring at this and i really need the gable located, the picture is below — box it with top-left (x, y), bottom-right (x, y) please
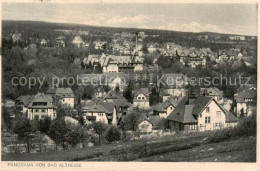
top-left (199, 99), bottom-right (226, 116)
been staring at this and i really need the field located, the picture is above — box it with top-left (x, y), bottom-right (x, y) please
top-left (2, 131), bottom-right (256, 162)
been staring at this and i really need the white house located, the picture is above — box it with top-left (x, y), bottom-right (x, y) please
top-left (167, 96), bottom-right (238, 132)
top-left (40, 39), bottom-right (47, 46)
top-left (234, 89), bottom-right (256, 117)
top-left (27, 93), bottom-right (57, 120)
top-left (153, 97), bottom-right (181, 118)
top-left (138, 119), bottom-right (153, 133)
top-left (133, 88), bottom-right (150, 109)
top-left (81, 100), bottom-right (117, 125)
top-left (15, 95), bottom-right (34, 115)
top-left (147, 43), bottom-right (158, 53)
top-left (72, 36), bottom-right (84, 47)
top-left (47, 87), bottom-right (75, 108)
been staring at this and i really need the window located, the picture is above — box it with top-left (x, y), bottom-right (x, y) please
top-left (42, 109), bottom-right (46, 112)
top-left (138, 97), bottom-right (141, 100)
top-left (205, 116), bottom-right (211, 124)
top-left (170, 106), bottom-right (173, 110)
top-left (216, 111), bottom-right (221, 118)
top-left (199, 114), bottom-right (202, 118)
top-left (35, 109), bottom-right (39, 112)
top-left (142, 97), bottom-right (145, 99)
top-left (206, 107), bottom-right (210, 113)
top-left (63, 99), bottom-right (65, 102)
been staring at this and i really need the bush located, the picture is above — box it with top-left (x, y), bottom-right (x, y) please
top-left (210, 113), bottom-right (256, 143)
top-left (105, 126), bottom-right (121, 143)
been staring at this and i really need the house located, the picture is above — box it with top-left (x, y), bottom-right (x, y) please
top-left (147, 43), bottom-right (158, 53)
top-left (12, 33), bottom-right (22, 43)
top-left (138, 119), bottom-right (153, 133)
top-left (56, 36), bottom-right (65, 47)
top-left (15, 95), bottom-right (34, 115)
top-left (105, 72), bottom-right (128, 92)
top-left (234, 89), bottom-right (256, 117)
top-left (167, 95), bottom-right (238, 132)
top-left (27, 93), bottom-right (57, 120)
top-left (102, 90), bottom-right (132, 116)
top-left (84, 54), bottom-right (144, 73)
top-left (133, 88), bottom-right (150, 109)
top-left (72, 36), bottom-right (84, 47)
top-left (40, 39), bottom-right (47, 46)
top-left (178, 48), bottom-right (207, 68)
top-left (102, 58), bottom-right (119, 73)
top-left (153, 97), bottom-right (181, 118)
top-left (47, 87), bottom-right (75, 108)
top-left (138, 32), bottom-right (146, 39)
top-left (200, 87), bottom-right (223, 104)
top-left (81, 100), bottom-right (117, 125)
top-left (160, 73), bottom-right (188, 100)
top-left (93, 86), bottom-right (108, 99)
top-left (216, 50), bottom-right (235, 63)
top-left (94, 41), bottom-right (106, 50)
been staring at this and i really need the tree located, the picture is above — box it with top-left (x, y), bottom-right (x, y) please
top-left (38, 117), bottom-right (52, 134)
top-left (48, 118), bottom-right (69, 150)
top-left (66, 124), bottom-right (88, 148)
top-left (105, 126), bottom-right (121, 143)
top-left (13, 116), bottom-right (34, 153)
top-left (149, 86), bottom-right (161, 106)
top-left (78, 114), bottom-right (85, 126)
top-left (92, 122), bottom-right (108, 145)
top-left (240, 108), bottom-right (245, 118)
top-left (2, 106), bottom-right (12, 131)
top-left (123, 112), bottom-right (141, 131)
top-left (115, 84), bottom-right (120, 93)
top-left (123, 80), bottom-right (134, 103)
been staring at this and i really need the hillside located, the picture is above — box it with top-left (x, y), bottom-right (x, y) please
top-left (2, 132), bottom-right (255, 162)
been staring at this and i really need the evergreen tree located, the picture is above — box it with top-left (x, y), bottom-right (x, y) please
top-left (13, 116), bottom-right (34, 153)
top-left (48, 118), bottom-right (69, 150)
top-left (105, 126), bottom-right (121, 143)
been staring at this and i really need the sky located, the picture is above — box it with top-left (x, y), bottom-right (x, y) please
top-left (2, 3), bottom-right (258, 36)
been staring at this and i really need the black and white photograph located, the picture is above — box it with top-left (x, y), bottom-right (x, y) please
top-left (1, 1), bottom-right (258, 166)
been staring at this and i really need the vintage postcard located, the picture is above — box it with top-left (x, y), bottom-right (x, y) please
top-left (0, 0), bottom-right (259, 170)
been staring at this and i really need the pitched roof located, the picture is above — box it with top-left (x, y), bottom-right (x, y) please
top-left (190, 96), bottom-right (213, 116)
top-left (28, 93), bottom-right (55, 109)
top-left (82, 101), bottom-right (112, 113)
top-left (168, 96), bottom-right (237, 124)
top-left (154, 97), bottom-right (181, 112)
top-left (200, 87), bottom-right (223, 98)
top-left (47, 87), bottom-right (74, 98)
top-left (133, 88), bottom-right (150, 102)
top-left (167, 103), bottom-right (197, 123)
top-left (16, 95), bottom-right (34, 107)
top-left (235, 89), bottom-right (257, 103)
top-left (103, 90), bottom-right (125, 100)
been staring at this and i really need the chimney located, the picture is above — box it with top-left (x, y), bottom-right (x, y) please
top-left (188, 91), bottom-right (197, 104)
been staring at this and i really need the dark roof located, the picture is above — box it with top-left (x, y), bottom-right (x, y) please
top-left (154, 97), bottom-right (181, 112)
top-left (82, 101), bottom-right (112, 113)
top-left (235, 89), bottom-right (257, 103)
top-left (191, 96), bottom-right (213, 116)
top-left (200, 87), bottom-right (223, 98)
top-left (47, 87), bottom-right (74, 98)
top-left (28, 93), bottom-right (55, 109)
top-left (167, 96), bottom-right (237, 124)
top-left (167, 96), bottom-right (197, 123)
top-left (103, 90), bottom-right (125, 100)
top-left (16, 95), bottom-right (34, 107)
